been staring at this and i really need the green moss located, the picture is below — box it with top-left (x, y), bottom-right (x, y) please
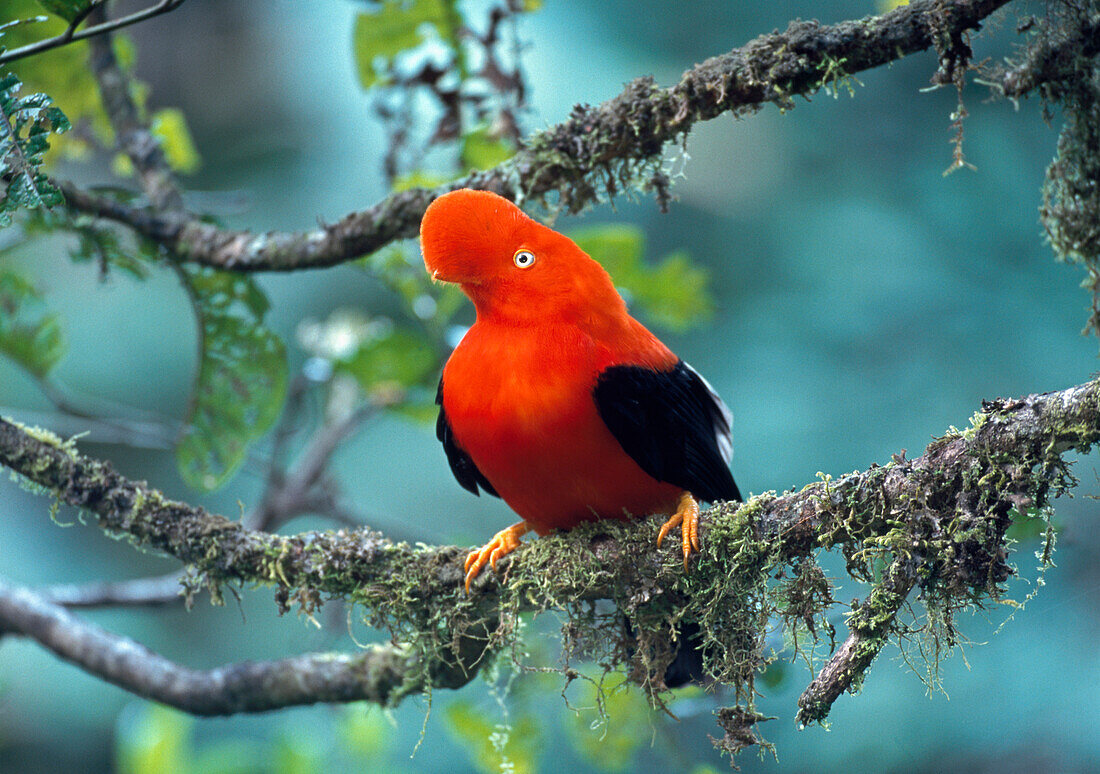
top-left (816, 55), bottom-right (862, 98)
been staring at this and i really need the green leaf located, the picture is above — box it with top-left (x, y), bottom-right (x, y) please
top-left (571, 224), bottom-right (713, 332)
top-left (564, 677), bottom-right (651, 772)
top-left (150, 107), bottom-right (201, 174)
top-left (33, 0), bottom-right (91, 23)
top-left (0, 268), bottom-right (64, 377)
top-left (391, 168), bottom-right (454, 193)
top-left (338, 707), bottom-right (390, 759)
top-left (444, 701), bottom-right (541, 774)
top-left (116, 704), bottom-right (195, 774)
top-left (460, 126), bottom-right (516, 172)
top-left (0, 71), bottom-right (70, 223)
top-left (335, 327), bottom-right (436, 392)
top-left (352, 0), bottom-right (448, 89)
top-left (176, 268), bottom-right (287, 491)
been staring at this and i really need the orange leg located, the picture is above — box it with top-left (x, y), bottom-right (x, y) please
top-left (464, 521), bottom-right (531, 592)
top-left (656, 492), bottom-right (701, 571)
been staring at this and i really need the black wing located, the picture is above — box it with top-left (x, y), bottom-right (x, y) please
top-left (593, 360), bottom-right (741, 503)
top-left (436, 377), bottom-right (499, 498)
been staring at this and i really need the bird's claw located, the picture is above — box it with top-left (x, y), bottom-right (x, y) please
top-left (464, 521), bottom-right (530, 592)
top-left (656, 492), bottom-right (701, 571)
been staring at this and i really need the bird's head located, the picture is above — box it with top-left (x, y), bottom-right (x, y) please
top-left (420, 189), bottom-right (624, 323)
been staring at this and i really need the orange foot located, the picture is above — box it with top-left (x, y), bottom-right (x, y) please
top-left (656, 492), bottom-right (701, 571)
top-left (464, 521), bottom-right (530, 592)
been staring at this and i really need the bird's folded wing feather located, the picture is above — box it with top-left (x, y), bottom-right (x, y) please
top-left (593, 360), bottom-right (741, 503)
top-left (436, 378), bottom-right (500, 498)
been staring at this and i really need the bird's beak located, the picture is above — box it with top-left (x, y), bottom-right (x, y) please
top-left (429, 266), bottom-right (470, 285)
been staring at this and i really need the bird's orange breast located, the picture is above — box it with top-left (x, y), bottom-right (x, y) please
top-left (442, 318), bottom-right (681, 535)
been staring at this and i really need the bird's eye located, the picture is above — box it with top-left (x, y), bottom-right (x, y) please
top-left (513, 250), bottom-right (536, 268)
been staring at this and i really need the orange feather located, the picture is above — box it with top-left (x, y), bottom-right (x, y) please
top-left (422, 189), bottom-right (682, 535)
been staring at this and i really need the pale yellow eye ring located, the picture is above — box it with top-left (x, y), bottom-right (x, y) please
top-left (513, 249), bottom-right (536, 268)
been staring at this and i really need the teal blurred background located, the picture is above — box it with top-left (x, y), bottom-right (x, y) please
top-left (2, 0), bottom-right (1100, 771)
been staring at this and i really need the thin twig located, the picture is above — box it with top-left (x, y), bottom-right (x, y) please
top-left (246, 389), bottom-right (399, 531)
top-left (0, 1), bottom-right (189, 66)
top-left (38, 571), bottom-right (186, 608)
top-left (0, 406), bottom-right (175, 449)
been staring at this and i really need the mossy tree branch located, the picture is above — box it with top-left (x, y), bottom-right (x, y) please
top-left (795, 557), bottom-right (918, 725)
top-left (55, 0), bottom-right (1011, 272)
top-left (1, 377), bottom-right (1096, 736)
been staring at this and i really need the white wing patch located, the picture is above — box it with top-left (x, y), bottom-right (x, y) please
top-left (683, 361), bottom-right (733, 464)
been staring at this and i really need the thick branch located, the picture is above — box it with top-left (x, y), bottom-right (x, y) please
top-left (997, 14), bottom-right (1100, 98)
top-left (0, 579), bottom-right (476, 713)
top-left (0, 376), bottom-right (1096, 727)
top-left (59, 0), bottom-right (1010, 272)
top-left (2, 375), bottom-right (1096, 623)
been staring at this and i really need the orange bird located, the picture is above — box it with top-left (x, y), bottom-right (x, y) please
top-left (421, 189), bottom-right (741, 593)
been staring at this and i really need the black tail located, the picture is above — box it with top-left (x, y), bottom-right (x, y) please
top-left (623, 618), bottom-right (707, 689)
top-left (662, 621), bottom-right (706, 688)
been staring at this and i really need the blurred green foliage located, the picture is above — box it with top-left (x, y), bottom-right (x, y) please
top-left (176, 268), bottom-right (287, 491)
top-left (564, 675), bottom-right (654, 772)
top-left (461, 125), bottom-right (516, 172)
top-left (108, 106), bottom-right (201, 177)
top-left (0, 268), bottom-right (64, 378)
top-left (352, 0), bottom-right (451, 89)
top-left (34, 0), bottom-right (91, 23)
top-left (571, 224), bottom-right (713, 332)
top-left (445, 700), bottom-right (542, 774)
top-left (149, 107), bottom-right (200, 174)
top-left (116, 705), bottom-right (198, 774)
top-left (1, 3), bottom-right (108, 159)
top-left (3, 0), bottom-right (199, 174)
top-left (338, 327), bottom-right (437, 392)
top-left (116, 704), bottom-right (410, 774)
top-left (63, 210), bottom-right (153, 278)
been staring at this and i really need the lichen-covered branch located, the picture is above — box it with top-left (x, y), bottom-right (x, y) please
top-left (58, 0), bottom-right (1010, 272)
top-left (1024, 2), bottom-right (1100, 339)
top-left (2, 376), bottom-right (1097, 742)
top-left (796, 557), bottom-right (918, 724)
top-left (0, 578), bottom-right (477, 713)
top-left (995, 9), bottom-right (1100, 99)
